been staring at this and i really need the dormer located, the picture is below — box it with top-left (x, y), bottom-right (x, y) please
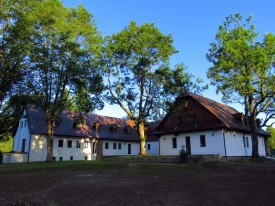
top-left (110, 124), bottom-right (118, 132)
top-left (124, 125), bottom-right (132, 134)
top-left (93, 122), bottom-right (102, 131)
top-left (232, 113), bottom-right (245, 125)
top-left (55, 116), bottom-right (62, 128)
top-left (73, 118), bottom-right (82, 129)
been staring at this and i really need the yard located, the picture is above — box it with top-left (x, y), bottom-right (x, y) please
top-left (1, 159), bottom-right (275, 206)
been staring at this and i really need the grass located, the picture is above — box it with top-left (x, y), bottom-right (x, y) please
top-left (0, 159), bottom-right (201, 174)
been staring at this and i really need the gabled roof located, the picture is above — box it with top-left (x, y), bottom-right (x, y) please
top-left (25, 105), bottom-right (140, 141)
top-left (155, 92), bottom-right (270, 137)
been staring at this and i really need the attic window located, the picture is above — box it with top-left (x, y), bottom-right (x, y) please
top-left (93, 122), bottom-right (102, 131)
top-left (73, 118), bottom-right (82, 129)
top-left (110, 124), bottom-right (118, 132)
top-left (124, 126), bottom-right (132, 134)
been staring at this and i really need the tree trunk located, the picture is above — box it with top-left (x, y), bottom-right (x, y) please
top-left (46, 119), bottom-right (54, 161)
top-left (138, 123), bottom-right (147, 156)
top-left (96, 139), bottom-right (103, 160)
top-left (251, 116), bottom-right (259, 157)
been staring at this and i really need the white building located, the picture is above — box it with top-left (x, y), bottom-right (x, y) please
top-left (155, 92), bottom-right (269, 157)
top-left (8, 105), bottom-right (159, 163)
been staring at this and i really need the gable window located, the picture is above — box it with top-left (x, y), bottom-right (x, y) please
top-left (113, 143), bottom-right (117, 149)
top-left (20, 121), bottom-right (23, 128)
top-left (147, 144), bottom-right (151, 150)
top-left (105, 142), bottom-right (109, 149)
top-left (118, 143), bottom-right (121, 150)
top-left (24, 120), bottom-right (27, 127)
top-left (76, 141), bottom-right (81, 148)
top-left (200, 135), bottom-right (206, 147)
top-left (58, 140), bottom-right (63, 147)
top-left (84, 141), bottom-right (89, 148)
top-left (110, 124), bottom-right (118, 132)
top-left (172, 137), bottom-right (177, 148)
top-left (67, 140), bottom-right (72, 148)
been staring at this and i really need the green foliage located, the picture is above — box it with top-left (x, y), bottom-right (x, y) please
top-left (207, 13), bottom-right (275, 156)
top-left (0, 137), bottom-right (13, 153)
top-left (267, 127), bottom-right (275, 149)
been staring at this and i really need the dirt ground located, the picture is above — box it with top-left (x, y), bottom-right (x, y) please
top-left (1, 161), bottom-right (275, 206)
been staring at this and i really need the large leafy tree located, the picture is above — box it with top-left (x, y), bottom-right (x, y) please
top-left (0, 0), bottom-right (33, 109)
top-left (101, 21), bottom-right (206, 155)
top-left (21, 0), bottom-right (104, 161)
top-left (267, 127), bottom-right (275, 150)
top-left (207, 13), bottom-right (275, 157)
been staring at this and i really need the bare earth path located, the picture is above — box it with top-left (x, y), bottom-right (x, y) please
top-left (1, 161), bottom-right (275, 206)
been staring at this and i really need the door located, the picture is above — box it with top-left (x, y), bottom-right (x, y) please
top-left (21, 139), bottom-right (26, 153)
top-left (185, 136), bottom-right (191, 155)
top-left (128, 144), bottom-right (131, 155)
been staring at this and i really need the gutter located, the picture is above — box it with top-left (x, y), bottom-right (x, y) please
top-left (223, 130), bottom-right (227, 157)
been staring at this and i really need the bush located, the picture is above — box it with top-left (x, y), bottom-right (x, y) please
top-left (179, 146), bottom-right (188, 162)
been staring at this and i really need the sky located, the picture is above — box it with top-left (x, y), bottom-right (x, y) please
top-left (63, 0), bottom-right (275, 118)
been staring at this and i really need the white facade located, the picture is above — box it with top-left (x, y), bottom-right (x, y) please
top-left (146, 141), bottom-right (159, 155)
top-left (159, 130), bottom-right (267, 157)
top-left (102, 140), bottom-right (140, 156)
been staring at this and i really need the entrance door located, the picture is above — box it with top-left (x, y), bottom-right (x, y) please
top-left (185, 136), bottom-right (191, 155)
top-left (128, 144), bottom-right (131, 155)
top-left (21, 139), bottom-right (26, 153)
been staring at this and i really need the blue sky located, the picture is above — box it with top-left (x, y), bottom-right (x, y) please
top-left (63, 0), bottom-right (275, 118)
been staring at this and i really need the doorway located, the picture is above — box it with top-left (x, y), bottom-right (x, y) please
top-left (185, 136), bottom-right (191, 155)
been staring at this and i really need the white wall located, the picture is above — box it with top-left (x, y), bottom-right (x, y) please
top-left (159, 130), bottom-right (267, 157)
top-left (159, 130), bottom-right (225, 156)
top-left (102, 140), bottom-right (140, 156)
top-left (13, 116), bottom-right (30, 153)
top-left (146, 141), bottom-right (159, 155)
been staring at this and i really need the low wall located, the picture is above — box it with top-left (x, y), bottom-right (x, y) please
top-left (2, 153), bottom-right (28, 163)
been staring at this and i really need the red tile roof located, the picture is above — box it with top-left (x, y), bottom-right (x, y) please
top-left (155, 92), bottom-right (270, 137)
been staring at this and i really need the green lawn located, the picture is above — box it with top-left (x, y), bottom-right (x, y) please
top-left (0, 160), bottom-right (200, 174)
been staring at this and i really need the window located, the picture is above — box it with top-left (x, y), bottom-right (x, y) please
top-left (20, 121), bottom-right (23, 128)
top-left (118, 143), bottom-right (121, 150)
top-left (246, 137), bottom-right (249, 148)
top-left (60, 157), bottom-right (63, 161)
top-left (105, 142), bottom-right (109, 149)
top-left (24, 120), bottom-right (27, 127)
top-left (200, 135), bottom-right (206, 147)
top-left (58, 140), bottom-right (63, 147)
top-left (147, 144), bottom-right (151, 150)
top-left (67, 140), bottom-right (72, 148)
top-left (52, 157), bottom-right (56, 161)
top-left (21, 139), bottom-right (26, 152)
top-left (172, 137), bottom-right (177, 148)
top-left (85, 156), bottom-right (88, 160)
top-left (243, 136), bottom-right (249, 148)
top-left (76, 141), bottom-right (81, 148)
top-left (92, 142), bottom-right (96, 154)
top-left (113, 143), bottom-right (117, 149)
top-left (84, 141), bottom-right (89, 148)
top-left (70, 156), bottom-right (73, 160)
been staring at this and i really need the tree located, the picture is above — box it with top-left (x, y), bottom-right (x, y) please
top-left (267, 127), bottom-right (275, 150)
top-left (101, 21), bottom-right (206, 155)
top-left (207, 13), bottom-right (275, 157)
top-left (0, 0), bottom-right (33, 109)
top-left (22, 0), bottom-right (104, 161)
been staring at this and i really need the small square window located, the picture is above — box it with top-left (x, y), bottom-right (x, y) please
top-left (60, 157), bottom-right (63, 161)
top-left (113, 143), bottom-right (117, 149)
top-left (147, 144), bottom-right (151, 150)
top-left (200, 135), bottom-right (206, 147)
top-left (58, 140), bottom-right (63, 147)
top-left (76, 141), bottom-right (81, 148)
top-left (67, 140), bottom-right (72, 148)
top-left (105, 142), bottom-right (109, 149)
top-left (52, 157), bottom-right (56, 161)
top-left (85, 156), bottom-right (88, 160)
top-left (70, 156), bottom-right (73, 160)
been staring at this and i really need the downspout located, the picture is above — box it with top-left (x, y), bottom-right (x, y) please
top-left (27, 134), bottom-right (32, 162)
top-left (223, 130), bottom-right (227, 158)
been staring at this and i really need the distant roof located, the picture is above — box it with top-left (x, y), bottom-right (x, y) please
top-left (25, 105), bottom-right (140, 141)
top-left (155, 92), bottom-right (270, 137)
